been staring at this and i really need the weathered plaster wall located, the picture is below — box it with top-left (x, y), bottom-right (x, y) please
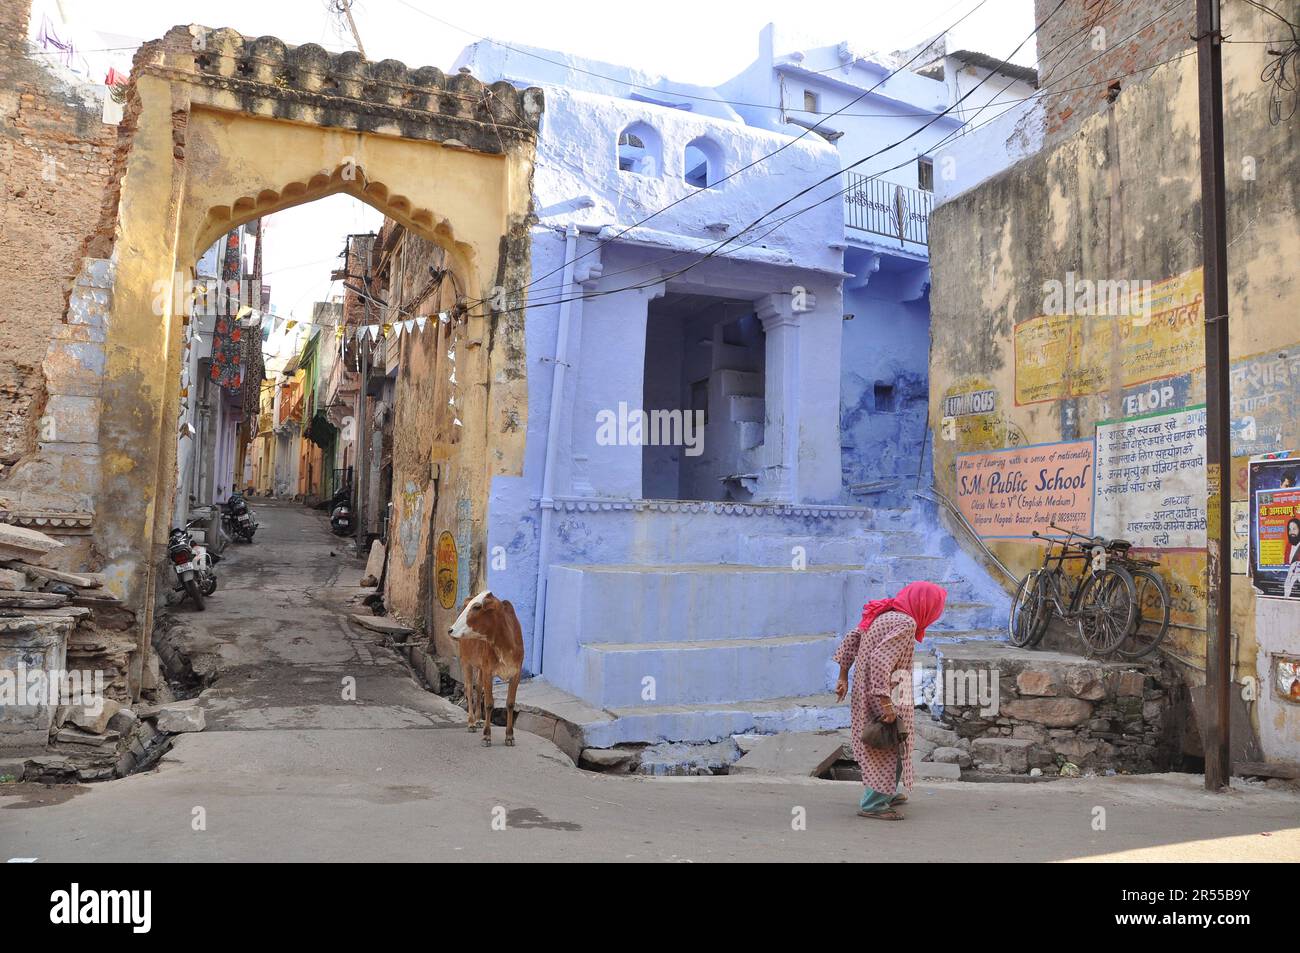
top-left (1034, 0), bottom-right (1196, 147)
top-left (929, 3), bottom-right (1299, 763)
top-left (0, 0), bottom-right (116, 465)
top-left (841, 255), bottom-right (933, 505)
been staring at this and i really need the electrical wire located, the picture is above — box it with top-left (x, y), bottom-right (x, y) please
top-left (1236, 0), bottom-right (1300, 123)
top-left (448, 0), bottom-right (1000, 310)
top-left (477, 0), bottom-right (1195, 318)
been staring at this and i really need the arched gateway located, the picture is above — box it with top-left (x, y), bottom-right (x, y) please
top-left (7, 25), bottom-right (541, 696)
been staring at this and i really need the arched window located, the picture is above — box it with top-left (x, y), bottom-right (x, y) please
top-left (683, 137), bottom-right (723, 189)
top-left (617, 122), bottom-right (661, 176)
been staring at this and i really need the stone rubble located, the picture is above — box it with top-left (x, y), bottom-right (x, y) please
top-left (920, 650), bottom-right (1181, 778)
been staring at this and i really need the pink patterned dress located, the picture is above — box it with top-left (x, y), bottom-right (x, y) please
top-left (833, 610), bottom-right (917, 794)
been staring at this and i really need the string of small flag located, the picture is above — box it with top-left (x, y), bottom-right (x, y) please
top-left (187, 302), bottom-right (455, 345)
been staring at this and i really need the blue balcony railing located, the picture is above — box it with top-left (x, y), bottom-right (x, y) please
top-left (844, 172), bottom-right (932, 246)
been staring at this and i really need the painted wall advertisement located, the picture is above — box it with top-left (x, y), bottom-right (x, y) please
top-left (1013, 269), bottom-right (1204, 406)
top-left (955, 440), bottom-right (1094, 539)
top-left (1230, 344), bottom-right (1300, 457)
top-left (1093, 405), bottom-right (1208, 549)
top-left (1249, 457), bottom-right (1300, 599)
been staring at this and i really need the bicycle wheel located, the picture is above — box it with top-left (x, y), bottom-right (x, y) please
top-left (1075, 566), bottom-right (1136, 657)
top-left (1117, 567), bottom-right (1170, 659)
top-left (1009, 570), bottom-right (1053, 647)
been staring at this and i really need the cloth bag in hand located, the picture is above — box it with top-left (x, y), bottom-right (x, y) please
top-left (860, 715), bottom-right (909, 751)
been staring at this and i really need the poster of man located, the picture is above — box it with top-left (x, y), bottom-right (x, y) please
top-left (1249, 457), bottom-right (1300, 598)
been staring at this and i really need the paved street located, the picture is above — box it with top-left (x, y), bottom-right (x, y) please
top-left (2, 502), bottom-right (1296, 863)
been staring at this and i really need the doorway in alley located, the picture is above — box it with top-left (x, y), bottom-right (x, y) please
top-left (642, 291), bottom-right (765, 502)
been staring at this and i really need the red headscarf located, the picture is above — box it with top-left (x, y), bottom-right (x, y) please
top-left (857, 581), bottom-right (949, 642)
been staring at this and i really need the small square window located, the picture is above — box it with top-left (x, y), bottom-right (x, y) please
top-left (918, 157), bottom-right (934, 192)
top-left (874, 382), bottom-right (896, 412)
top-left (803, 90), bottom-right (818, 113)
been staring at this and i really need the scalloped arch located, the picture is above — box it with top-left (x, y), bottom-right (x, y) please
top-left (192, 162), bottom-right (467, 281)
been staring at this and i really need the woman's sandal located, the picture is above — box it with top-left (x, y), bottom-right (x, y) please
top-left (891, 794), bottom-right (908, 805)
top-left (856, 808), bottom-right (904, 820)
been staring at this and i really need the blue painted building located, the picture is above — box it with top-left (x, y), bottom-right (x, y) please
top-left (454, 28), bottom-right (1029, 746)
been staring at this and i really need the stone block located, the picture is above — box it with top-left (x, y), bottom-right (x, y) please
top-left (1065, 668), bottom-right (1106, 700)
top-left (971, 737), bottom-right (1033, 772)
top-left (154, 704), bottom-right (206, 733)
top-left (914, 760), bottom-right (962, 781)
top-left (1114, 671), bottom-right (1147, 696)
top-left (580, 747), bottom-right (638, 769)
top-left (1001, 697), bottom-right (1093, 727)
top-left (0, 568), bottom-right (27, 590)
top-left (0, 523), bottom-right (63, 562)
top-left (64, 697), bottom-right (122, 735)
top-left (56, 726), bottom-right (118, 747)
top-left (930, 746), bottom-right (971, 768)
top-left (1011, 723), bottom-right (1048, 743)
top-left (107, 707), bottom-right (138, 735)
top-left (1016, 669), bottom-right (1059, 696)
top-left (1052, 737), bottom-right (1099, 763)
top-left (914, 719), bottom-right (961, 748)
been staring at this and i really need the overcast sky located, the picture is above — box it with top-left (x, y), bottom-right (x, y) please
top-left (47, 0), bottom-right (1037, 320)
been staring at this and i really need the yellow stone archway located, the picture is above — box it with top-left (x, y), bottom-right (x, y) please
top-left (90, 26), bottom-right (540, 692)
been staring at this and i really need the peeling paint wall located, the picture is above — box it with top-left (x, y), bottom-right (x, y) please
top-left (930, 2), bottom-right (1300, 764)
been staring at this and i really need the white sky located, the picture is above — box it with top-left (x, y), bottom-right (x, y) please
top-left (50, 0), bottom-right (1037, 318)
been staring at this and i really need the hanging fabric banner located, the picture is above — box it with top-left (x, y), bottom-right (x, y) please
top-left (209, 229), bottom-right (245, 392)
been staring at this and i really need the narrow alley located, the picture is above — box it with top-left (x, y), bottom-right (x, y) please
top-left (3, 502), bottom-right (1296, 863)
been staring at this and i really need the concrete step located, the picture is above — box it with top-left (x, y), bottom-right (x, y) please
top-left (728, 394), bottom-right (764, 423)
top-left (575, 633), bottom-right (839, 707)
top-left (710, 367), bottom-right (761, 399)
top-left (545, 563), bottom-right (864, 646)
top-left (515, 676), bottom-right (851, 749)
top-left (924, 627), bottom-right (1007, 645)
top-left (738, 529), bottom-right (927, 565)
top-left (931, 601), bottom-right (1003, 630)
top-left (597, 692), bottom-right (850, 746)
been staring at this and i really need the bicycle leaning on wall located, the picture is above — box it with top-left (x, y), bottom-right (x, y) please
top-left (1008, 523), bottom-right (1170, 659)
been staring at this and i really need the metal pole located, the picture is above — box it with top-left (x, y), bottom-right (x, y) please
top-left (1195, 0), bottom-right (1232, 791)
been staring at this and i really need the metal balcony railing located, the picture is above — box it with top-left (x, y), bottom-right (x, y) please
top-left (843, 172), bottom-right (932, 246)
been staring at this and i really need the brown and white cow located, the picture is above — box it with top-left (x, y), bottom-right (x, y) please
top-left (448, 590), bottom-right (524, 747)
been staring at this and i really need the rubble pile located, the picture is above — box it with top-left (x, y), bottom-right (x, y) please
top-left (929, 649), bottom-right (1184, 778)
top-left (0, 522), bottom-right (205, 783)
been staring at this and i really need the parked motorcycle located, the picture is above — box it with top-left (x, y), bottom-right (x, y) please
top-left (329, 487), bottom-right (354, 536)
top-left (222, 492), bottom-right (258, 543)
top-left (168, 521), bottom-right (219, 611)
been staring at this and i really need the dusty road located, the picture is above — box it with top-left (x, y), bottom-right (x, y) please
top-left (2, 502), bottom-right (1297, 862)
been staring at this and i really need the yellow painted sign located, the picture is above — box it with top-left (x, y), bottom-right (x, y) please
top-left (1014, 268), bottom-right (1205, 405)
top-left (435, 530), bottom-right (458, 610)
top-left (942, 377), bottom-right (1004, 452)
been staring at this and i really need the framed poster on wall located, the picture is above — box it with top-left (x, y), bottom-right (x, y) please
top-left (1249, 456), bottom-right (1300, 599)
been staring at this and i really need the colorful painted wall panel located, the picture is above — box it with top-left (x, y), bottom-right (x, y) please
top-left (955, 440), bottom-right (1094, 539)
top-left (1230, 344), bottom-right (1300, 457)
top-left (1093, 405), bottom-right (1208, 549)
top-left (1013, 268), bottom-right (1204, 405)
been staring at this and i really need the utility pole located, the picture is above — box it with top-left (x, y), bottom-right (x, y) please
top-left (332, 0), bottom-right (367, 59)
top-left (1195, 0), bottom-right (1232, 792)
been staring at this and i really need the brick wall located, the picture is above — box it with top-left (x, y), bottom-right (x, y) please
top-left (0, 0), bottom-right (117, 465)
top-left (1035, 0), bottom-right (1196, 145)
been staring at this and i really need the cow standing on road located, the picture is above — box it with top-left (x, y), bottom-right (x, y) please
top-left (448, 591), bottom-right (525, 747)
